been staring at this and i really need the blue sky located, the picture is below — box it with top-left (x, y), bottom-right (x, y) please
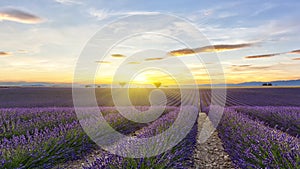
top-left (0, 0), bottom-right (300, 84)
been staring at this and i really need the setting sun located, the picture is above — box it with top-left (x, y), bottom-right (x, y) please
top-left (131, 73), bottom-right (149, 84)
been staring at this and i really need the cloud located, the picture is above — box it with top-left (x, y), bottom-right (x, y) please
top-left (196, 19), bottom-right (298, 44)
top-left (145, 57), bottom-right (164, 61)
top-left (231, 65), bottom-right (271, 71)
top-left (168, 48), bottom-right (196, 56)
top-left (95, 61), bottom-right (111, 64)
top-left (168, 43), bottom-right (253, 56)
top-left (89, 8), bottom-right (109, 20)
top-left (0, 51), bottom-right (12, 57)
top-left (54, 0), bottom-right (82, 5)
top-left (89, 8), bottom-right (160, 20)
top-left (198, 44), bottom-right (253, 52)
top-left (248, 66), bottom-right (271, 70)
top-left (231, 64), bottom-right (252, 67)
top-left (288, 49), bottom-right (300, 54)
top-left (245, 53), bottom-right (281, 59)
top-left (0, 8), bottom-right (43, 24)
top-left (127, 61), bottom-right (140, 64)
top-left (244, 48), bottom-right (300, 59)
top-left (111, 54), bottom-right (126, 58)
top-left (123, 11), bottom-right (160, 15)
top-left (292, 58), bottom-right (300, 60)
top-left (252, 3), bottom-right (277, 16)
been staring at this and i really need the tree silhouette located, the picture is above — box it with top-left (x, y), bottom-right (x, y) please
top-left (119, 82), bottom-right (126, 88)
top-left (153, 82), bottom-right (162, 88)
top-left (262, 83), bottom-right (272, 86)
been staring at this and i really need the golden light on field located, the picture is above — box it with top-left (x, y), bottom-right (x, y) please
top-left (112, 70), bottom-right (179, 87)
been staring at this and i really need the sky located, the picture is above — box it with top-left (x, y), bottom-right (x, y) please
top-left (1, 0), bottom-right (300, 85)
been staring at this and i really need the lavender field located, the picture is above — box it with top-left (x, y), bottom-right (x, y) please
top-left (0, 87), bottom-right (299, 168)
top-left (1, 87), bottom-right (300, 108)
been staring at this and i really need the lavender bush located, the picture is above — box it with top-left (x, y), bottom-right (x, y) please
top-left (218, 108), bottom-right (300, 168)
top-left (232, 106), bottom-right (300, 137)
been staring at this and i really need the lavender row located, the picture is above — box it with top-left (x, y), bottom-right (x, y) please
top-left (0, 112), bottom-right (139, 168)
top-left (0, 120), bottom-right (95, 169)
top-left (233, 106), bottom-right (300, 137)
top-left (0, 106), bottom-right (177, 168)
top-left (84, 106), bottom-right (198, 169)
top-left (0, 107), bottom-right (77, 139)
top-left (218, 108), bottom-right (300, 168)
top-left (0, 106), bottom-right (165, 139)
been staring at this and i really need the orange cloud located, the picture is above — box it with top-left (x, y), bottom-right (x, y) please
top-left (244, 48), bottom-right (300, 59)
top-left (168, 48), bottom-right (196, 56)
top-left (127, 61), bottom-right (140, 64)
top-left (0, 51), bottom-right (12, 57)
top-left (197, 44), bottom-right (253, 52)
top-left (169, 43), bottom-right (253, 56)
top-left (111, 54), bottom-right (126, 58)
top-left (292, 58), bottom-right (300, 60)
top-left (0, 8), bottom-right (43, 24)
top-left (145, 57), bottom-right (164, 61)
top-left (245, 53), bottom-right (280, 59)
top-left (288, 49), bottom-right (300, 54)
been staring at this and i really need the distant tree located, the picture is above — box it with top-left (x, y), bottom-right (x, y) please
top-left (153, 82), bottom-right (162, 88)
top-left (262, 83), bottom-right (272, 86)
top-left (119, 82), bottom-right (126, 88)
top-left (85, 85), bottom-right (91, 88)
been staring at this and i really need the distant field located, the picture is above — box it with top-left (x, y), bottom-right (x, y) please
top-left (1, 87), bottom-right (300, 108)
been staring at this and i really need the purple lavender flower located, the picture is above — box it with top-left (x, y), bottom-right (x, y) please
top-left (218, 108), bottom-right (300, 168)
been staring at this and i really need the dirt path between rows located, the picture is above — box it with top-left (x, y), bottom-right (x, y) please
top-left (193, 113), bottom-right (236, 169)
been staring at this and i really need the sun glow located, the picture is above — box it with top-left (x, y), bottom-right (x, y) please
top-left (131, 73), bottom-right (149, 84)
